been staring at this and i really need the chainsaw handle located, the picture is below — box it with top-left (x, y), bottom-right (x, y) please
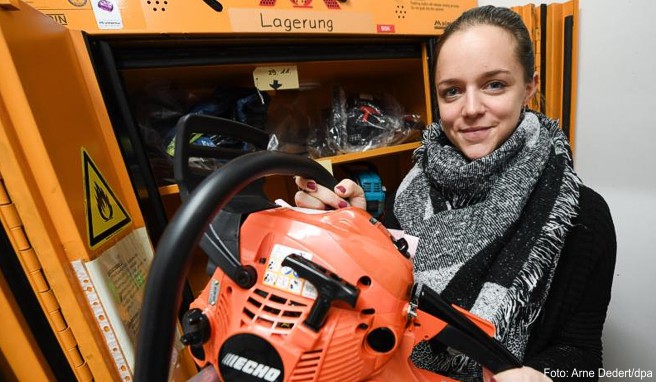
top-left (135, 151), bottom-right (336, 382)
top-left (174, 114), bottom-right (271, 200)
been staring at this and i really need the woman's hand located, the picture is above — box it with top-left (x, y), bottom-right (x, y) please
top-left (483, 367), bottom-right (553, 382)
top-left (294, 176), bottom-right (367, 211)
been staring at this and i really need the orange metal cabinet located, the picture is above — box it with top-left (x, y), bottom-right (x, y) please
top-left (0, 1), bottom-right (476, 381)
top-left (512, 1), bottom-right (580, 150)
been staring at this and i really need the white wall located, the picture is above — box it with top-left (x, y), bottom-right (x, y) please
top-left (479, 0), bottom-right (656, 377)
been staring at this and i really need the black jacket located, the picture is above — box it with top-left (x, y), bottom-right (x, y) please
top-left (523, 185), bottom-right (616, 381)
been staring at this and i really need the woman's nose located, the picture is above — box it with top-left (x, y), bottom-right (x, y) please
top-left (462, 91), bottom-right (484, 117)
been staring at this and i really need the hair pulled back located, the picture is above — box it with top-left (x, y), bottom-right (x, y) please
top-left (436, 5), bottom-right (535, 83)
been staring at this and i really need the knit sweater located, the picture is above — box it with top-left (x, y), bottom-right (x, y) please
top-left (383, 185), bottom-right (616, 381)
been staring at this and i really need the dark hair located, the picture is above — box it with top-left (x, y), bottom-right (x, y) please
top-left (435, 5), bottom-right (535, 83)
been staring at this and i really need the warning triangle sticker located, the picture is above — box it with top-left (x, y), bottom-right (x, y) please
top-left (82, 148), bottom-right (131, 249)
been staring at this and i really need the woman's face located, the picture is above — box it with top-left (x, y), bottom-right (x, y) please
top-left (435, 24), bottom-right (538, 160)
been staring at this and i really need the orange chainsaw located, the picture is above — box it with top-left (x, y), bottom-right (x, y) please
top-left (134, 115), bottom-right (522, 382)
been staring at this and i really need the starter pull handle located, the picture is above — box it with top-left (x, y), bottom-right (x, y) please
top-left (282, 254), bottom-right (359, 331)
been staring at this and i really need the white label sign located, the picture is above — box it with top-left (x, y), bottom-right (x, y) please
top-left (91, 0), bottom-right (123, 30)
top-left (263, 244), bottom-right (317, 299)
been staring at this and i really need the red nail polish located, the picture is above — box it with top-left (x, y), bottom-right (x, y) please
top-left (307, 181), bottom-right (316, 190)
top-left (338, 201), bottom-right (348, 208)
top-left (336, 185), bottom-right (346, 193)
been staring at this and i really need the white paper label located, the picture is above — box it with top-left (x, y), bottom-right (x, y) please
top-left (263, 244), bottom-right (317, 299)
top-left (91, 0), bottom-right (123, 30)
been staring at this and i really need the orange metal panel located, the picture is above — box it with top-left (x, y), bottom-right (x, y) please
top-left (546, 2), bottom-right (564, 122)
top-left (26, 0), bottom-right (476, 35)
top-left (0, 2), bottom-right (145, 380)
top-left (421, 43), bottom-right (434, 124)
top-left (0, 5), bottom-right (142, 260)
top-left (0, 269), bottom-right (56, 382)
top-left (512, 4), bottom-right (542, 111)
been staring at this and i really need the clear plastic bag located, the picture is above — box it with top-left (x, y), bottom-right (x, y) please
top-left (314, 86), bottom-right (423, 157)
top-left (265, 88), bottom-right (320, 155)
top-left (132, 82), bottom-right (270, 184)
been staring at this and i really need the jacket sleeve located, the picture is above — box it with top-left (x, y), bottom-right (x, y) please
top-left (382, 188), bottom-right (401, 229)
top-left (524, 187), bottom-right (617, 381)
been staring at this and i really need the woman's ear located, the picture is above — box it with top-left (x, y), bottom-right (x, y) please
top-left (525, 71), bottom-right (540, 104)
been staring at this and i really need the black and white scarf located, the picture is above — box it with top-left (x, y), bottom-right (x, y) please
top-left (394, 111), bottom-right (581, 381)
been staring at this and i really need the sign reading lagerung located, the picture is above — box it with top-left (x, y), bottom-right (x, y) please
top-left (28, 0), bottom-right (476, 35)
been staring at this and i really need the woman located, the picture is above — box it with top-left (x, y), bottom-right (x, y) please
top-left (295, 6), bottom-right (615, 382)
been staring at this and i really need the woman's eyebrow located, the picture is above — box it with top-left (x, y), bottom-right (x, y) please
top-left (437, 69), bottom-right (513, 86)
top-left (481, 69), bottom-right (513, 78)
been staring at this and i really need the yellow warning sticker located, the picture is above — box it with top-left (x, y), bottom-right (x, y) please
top-left (82, 148), bottom-right (131, 249)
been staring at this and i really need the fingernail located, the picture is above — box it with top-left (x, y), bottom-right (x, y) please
top-left (307, 181), bottom-right (317, 191)
top-left (336, 186), bottom-right (346, 193)
top-left (338, 201), bottom-right (348, 208)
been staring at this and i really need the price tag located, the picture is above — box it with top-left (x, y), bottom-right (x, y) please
top-left (253, 65), bottom-right (300, 91)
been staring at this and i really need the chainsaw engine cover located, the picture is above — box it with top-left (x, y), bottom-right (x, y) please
top-left (187, 205), bottom-right (414, 382)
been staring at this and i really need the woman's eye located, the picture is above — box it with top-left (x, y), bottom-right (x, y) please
top-left (486, 81), bottom-right (506, 91)
top-left (442, 87), bottom-right (460, 98)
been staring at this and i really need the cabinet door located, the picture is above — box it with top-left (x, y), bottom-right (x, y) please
top-left (0, 2), bottom-right (197, 381)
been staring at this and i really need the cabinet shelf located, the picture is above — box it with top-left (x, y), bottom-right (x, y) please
top-left (321, 141), bottom-right (420, 165)
top-left (157, 141), bottom-right (420, 196)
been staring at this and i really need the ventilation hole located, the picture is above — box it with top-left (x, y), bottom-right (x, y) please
top-left (263, 306), bottom-right (281, 315)
top-left (243, 309), bottom-right (255, 319)
top-left (256, 316), bottom-right (275, 328)
top-left (282, 311), bottom-right (302, 318)
top-left (361, 308), bottom-right (376, 315)
top-left (254, 289), bottom-right (268, 298)
top-left (357, 323), bottom-right (369, 330)
top-left (270, 294), bottom-right (287, 304)
top-left (247, 297), bottom-right (262, 308)
top-left (275, 322), bottom-right (294, 329)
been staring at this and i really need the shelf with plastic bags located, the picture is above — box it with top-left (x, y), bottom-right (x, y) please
top-left (157, 140), bottom-right (421, 198)
top-left (159, 142), bottom-right (420, 209)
